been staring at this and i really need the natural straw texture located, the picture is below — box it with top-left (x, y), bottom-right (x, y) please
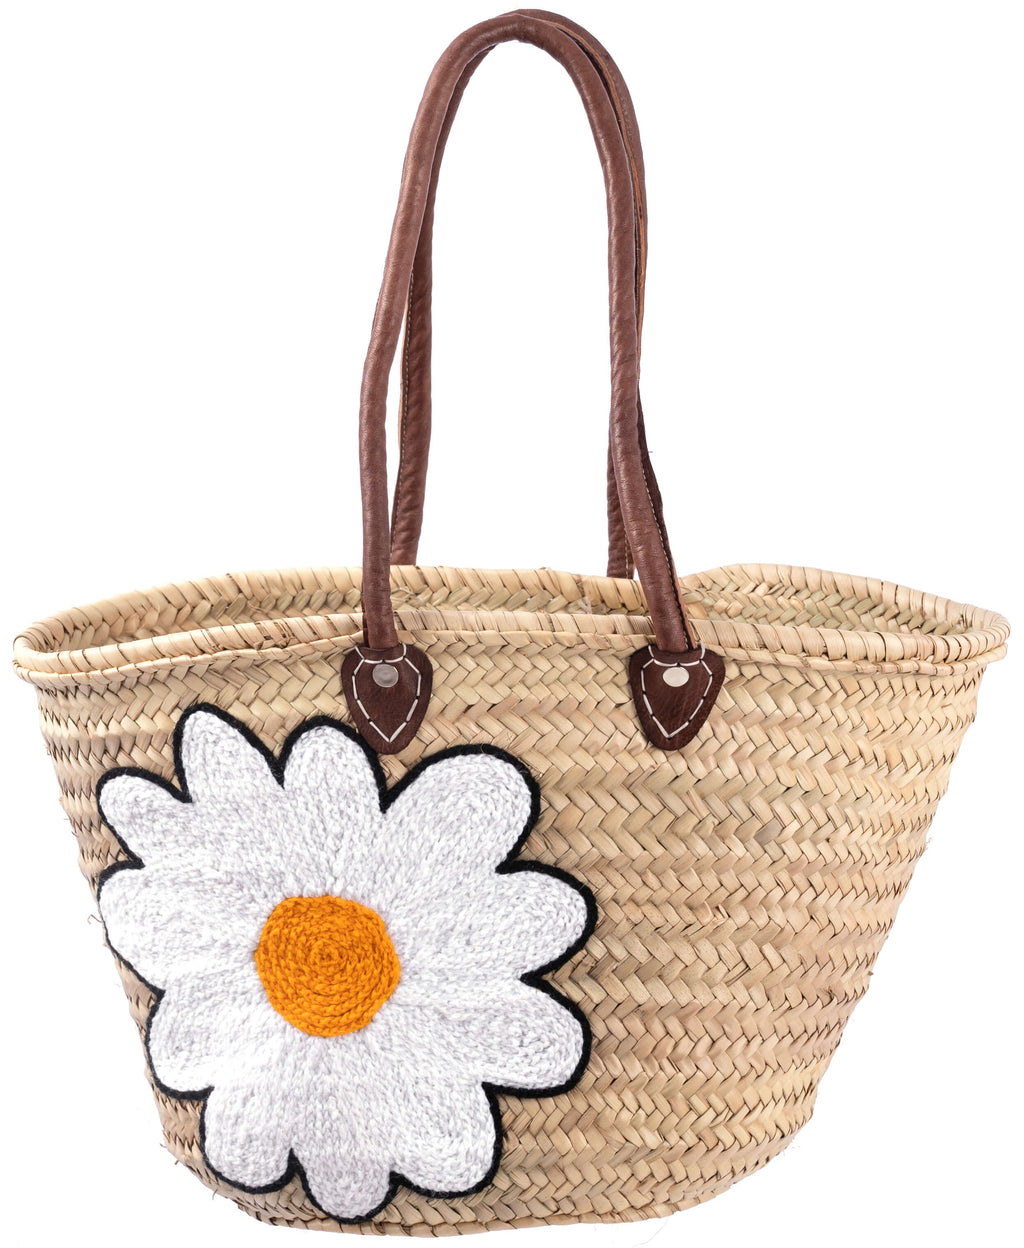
top-left (14, 562), bottom-right (1008, 1234)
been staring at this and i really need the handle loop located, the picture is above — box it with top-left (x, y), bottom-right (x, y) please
top-left (347, 12), bottom-right (719, 754)
top-left (389, 9), bottom-right (647, 578)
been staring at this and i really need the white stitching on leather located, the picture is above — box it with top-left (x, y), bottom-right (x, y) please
top-left (639, 644), bottom-right (714, 738)
top-left (348, 645), bottom-right (424, 744)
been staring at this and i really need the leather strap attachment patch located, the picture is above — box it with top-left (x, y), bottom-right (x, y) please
top-left (341, 643), bottom-right (433, 755)
top-left (629, 644), bottom-right (725, 751)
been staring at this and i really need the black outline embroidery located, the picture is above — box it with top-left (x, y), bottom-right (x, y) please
top-left (95, 704), bottom-right (597, 1225)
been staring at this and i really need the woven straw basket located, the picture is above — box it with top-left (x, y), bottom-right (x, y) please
top-left (13, 10), bottom-right (1009, 1239)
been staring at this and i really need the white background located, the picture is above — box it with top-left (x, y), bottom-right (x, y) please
top-left (1, 2), bottom-right (1020, 1245)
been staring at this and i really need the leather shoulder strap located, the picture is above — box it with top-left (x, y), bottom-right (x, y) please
top-left (389, 9), bottom-right (655, 577)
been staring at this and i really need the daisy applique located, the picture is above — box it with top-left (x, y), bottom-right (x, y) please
top-left (96, 706), bottom-right (595, 1222)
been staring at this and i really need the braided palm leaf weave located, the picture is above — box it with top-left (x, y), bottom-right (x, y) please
top-left (14, 563), bottom-right (1008, 1233)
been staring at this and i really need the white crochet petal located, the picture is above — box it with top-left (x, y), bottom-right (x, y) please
top-left (203, 1073), bottom-right (293, 1192)
top-left (147, 960), bottom-right (286, 1094)
top-left (389, 867), bottom-right (589, 983)
top-left (292, 1069), bottom-right (394, 1221)
top-left (202, 1024), bottom-right (335, 1196)
top-left (283, 723), bottom-right (381, 818)
top-left (183, 801), bottom-right (340, 904)
top-left (97, 773), bottom-right (192, 864)
top-left (281, 725), bottom-right (388, 909)
top-left (316, 1015), bottom-right (496, 1208)
top-left (465, 981), bottom-right (586, 1090)
top-left (101, 776), bottom-right (351, 903)
top-left (98, 867), bottom-right (266, 985)
top-left (387, 1077), bottom-right (496, 1196)
top-left (178, 708), bottom-right (281, 806)
top-left (99, 730), bottom-right (319, 889)
top-left (376, 753), bottom-right (533, 911)
top-left (389, 978), bottom-right (586, 1092)
top-left (300, 1148), bottom-right (393, 1224)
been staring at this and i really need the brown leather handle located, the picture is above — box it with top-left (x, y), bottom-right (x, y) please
top-left (389, 9), bottom-right (645, 577)
top-left (358, 12), bottom-right (694, 661)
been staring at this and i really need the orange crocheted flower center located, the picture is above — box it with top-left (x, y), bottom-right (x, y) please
top-left (254, 896), bottom-right (400, 1037)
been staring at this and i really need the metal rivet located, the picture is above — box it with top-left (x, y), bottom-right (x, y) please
top-left (372, 663), bottom-right (400, 688)
top-left (662, 667), bottom-right (689, 687)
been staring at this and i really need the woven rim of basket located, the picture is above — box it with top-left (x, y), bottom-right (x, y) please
top-left (12, 563), bottom-right (1009, 685)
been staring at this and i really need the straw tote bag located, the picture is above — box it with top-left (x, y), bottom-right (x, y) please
top-left (13, 9), bottom-right (1010, 1236)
